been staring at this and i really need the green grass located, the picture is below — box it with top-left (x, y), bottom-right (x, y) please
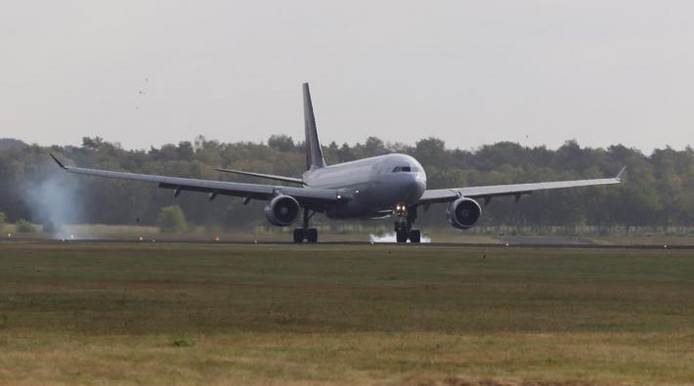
top-left (1, 242), bottom-right (694, 385)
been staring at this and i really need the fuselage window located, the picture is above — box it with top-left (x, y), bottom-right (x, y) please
top-left (392, 166), bottom-right (415, 173)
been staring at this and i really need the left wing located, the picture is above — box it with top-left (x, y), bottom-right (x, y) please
top-left (418, 167), bottom-right (625, 204)
top-left (49, 154), bottom-right (341, 205)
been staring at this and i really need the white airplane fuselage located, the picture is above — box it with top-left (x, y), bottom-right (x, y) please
top-left (303, 153), bottom-right (427, 219)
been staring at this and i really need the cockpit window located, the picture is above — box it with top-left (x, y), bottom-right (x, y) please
top-left (393, 166), bottom-right (418, 173)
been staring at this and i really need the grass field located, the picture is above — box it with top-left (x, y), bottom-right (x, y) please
top-left (1, 242), bottom-right (693, 385)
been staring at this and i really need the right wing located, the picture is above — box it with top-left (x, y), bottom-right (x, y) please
top-left (50, 154), bottom-right (341, 205)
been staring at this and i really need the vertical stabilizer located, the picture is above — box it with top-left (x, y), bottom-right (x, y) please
top-left (303, 82), bottom-right (327, 170)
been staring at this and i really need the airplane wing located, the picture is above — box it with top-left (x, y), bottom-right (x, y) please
top-left (418, 167), bottom-right (625, 204)
top-left (50, 154), bottom-right (341, 205)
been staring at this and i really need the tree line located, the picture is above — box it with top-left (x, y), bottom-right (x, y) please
top-left (0, 135), bottom-right (692, 230)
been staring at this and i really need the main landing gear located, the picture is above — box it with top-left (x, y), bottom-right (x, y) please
top-left (293, 208), bottom-right (318, 243)
top-left (394, 204), bottom-right (421, 243)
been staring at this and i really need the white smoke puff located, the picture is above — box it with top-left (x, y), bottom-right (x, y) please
top-left (369, 232), bottom-right (431, 243)
top-left (21, 173), bottom-right (84, 239)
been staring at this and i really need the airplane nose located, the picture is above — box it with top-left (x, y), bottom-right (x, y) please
top-left (402, 173), bottom-right (426, 202)
top-left (416, 177), bottom-right (426, 195)
top-left (414, 176), bottom-right (426, 198)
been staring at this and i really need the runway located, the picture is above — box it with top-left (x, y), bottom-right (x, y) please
top-left (3, 237), bottom-right (694, 249)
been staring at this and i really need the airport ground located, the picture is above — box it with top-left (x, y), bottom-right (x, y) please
top-left (1, 242), bottom-right (693, 385)
top-left (4, 223), bottom-right (694, 246)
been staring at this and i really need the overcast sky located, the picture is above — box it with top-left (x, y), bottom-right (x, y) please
top-left (1, 1), bottom-right (692, 153)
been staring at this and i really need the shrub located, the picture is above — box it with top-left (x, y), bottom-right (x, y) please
top-left (158, 205), bottom-right (187, 233)
top-left (16, 219), bottom-right (37, 233)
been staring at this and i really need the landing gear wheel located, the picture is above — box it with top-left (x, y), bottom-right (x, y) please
top-left (295, 209), bottom-right (318, 243)
top-left (293, 228), bottom-right (304, 243)
top-left (394, 220), bottom-right (409, 243)
top-left (396, 230), bottom-right (408, 243)
top-left (306, 228), bottom-right (318, 243)
top-left (408, 229), bottom-right (421, 243)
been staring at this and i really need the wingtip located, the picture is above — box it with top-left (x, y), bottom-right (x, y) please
top-left (49, 153), bottom-right (66, 169)
top-left (616, 166), bottom-right (627, 181)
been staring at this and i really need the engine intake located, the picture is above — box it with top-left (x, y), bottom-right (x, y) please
top-left (447, 197), bottom-right (482, 229)
top-left (264, 195), bottom-right (300, 226)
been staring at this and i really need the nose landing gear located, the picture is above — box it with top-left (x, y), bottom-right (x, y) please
top-left (394, 204), bottom-right (421, 243)
top-left (394, 221), bottom-right (421, 243)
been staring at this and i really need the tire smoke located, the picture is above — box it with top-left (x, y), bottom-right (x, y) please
top-left (21, 173), bottom-right (84, 239)
top-left (369, 232), bottom-right (431, 243)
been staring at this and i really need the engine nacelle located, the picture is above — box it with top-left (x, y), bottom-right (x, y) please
top-left (264, 195), bottom-right (300, 226)
top-left (447, 197), bottom-right (482, 230)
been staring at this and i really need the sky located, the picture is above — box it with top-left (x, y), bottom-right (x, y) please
top-left (1, 0), bottom-right (693, 153)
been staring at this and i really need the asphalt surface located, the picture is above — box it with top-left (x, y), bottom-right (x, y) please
top-left (2, 238), bottom-right (693, 249)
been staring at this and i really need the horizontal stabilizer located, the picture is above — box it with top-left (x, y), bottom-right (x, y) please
top-left (214, 168), bottom-right (304, 185)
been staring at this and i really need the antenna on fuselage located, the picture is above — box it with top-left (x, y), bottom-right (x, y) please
top-left (303, 82), bottom-right (327, 171)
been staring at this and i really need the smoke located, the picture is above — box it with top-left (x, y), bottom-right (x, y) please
top-left (21, 173), bottom-right (84, 239)
top-left (369, 232), bottom-right (431, 243)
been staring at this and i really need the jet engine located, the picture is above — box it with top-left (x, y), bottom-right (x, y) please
top-left (264, 195), bottom-right (301, 226)
top-left (447, 197), bottom-right (482, 229)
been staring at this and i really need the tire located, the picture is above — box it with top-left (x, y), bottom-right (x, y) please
top-left (396, 230), bottom-right (408, 243)
top-left (293, 228), bottom-right (304, 243)
top-left (408, 229), bottom-right (421, 243)
top-left (306, 228), bottom-right (318, 243)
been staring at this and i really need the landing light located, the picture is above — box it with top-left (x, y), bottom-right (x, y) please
top-left (393, 203), bottom-right (408, 215)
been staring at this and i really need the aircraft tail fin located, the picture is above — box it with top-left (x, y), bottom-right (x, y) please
top-left (303, 82), bottom-right (327, 170)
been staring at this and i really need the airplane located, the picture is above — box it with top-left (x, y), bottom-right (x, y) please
top-left (50, 83), bottom-right (625, 243)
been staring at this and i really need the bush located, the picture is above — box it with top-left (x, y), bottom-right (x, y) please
top-left (158, 205), bottom-right (187, 233)
top-left (0, 212), bottom-right (5, 232)
top-left (16, 219), bottom-right (37, 233)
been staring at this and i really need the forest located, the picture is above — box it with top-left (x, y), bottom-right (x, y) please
top-left (0, 135), bottom-right (692, 232)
